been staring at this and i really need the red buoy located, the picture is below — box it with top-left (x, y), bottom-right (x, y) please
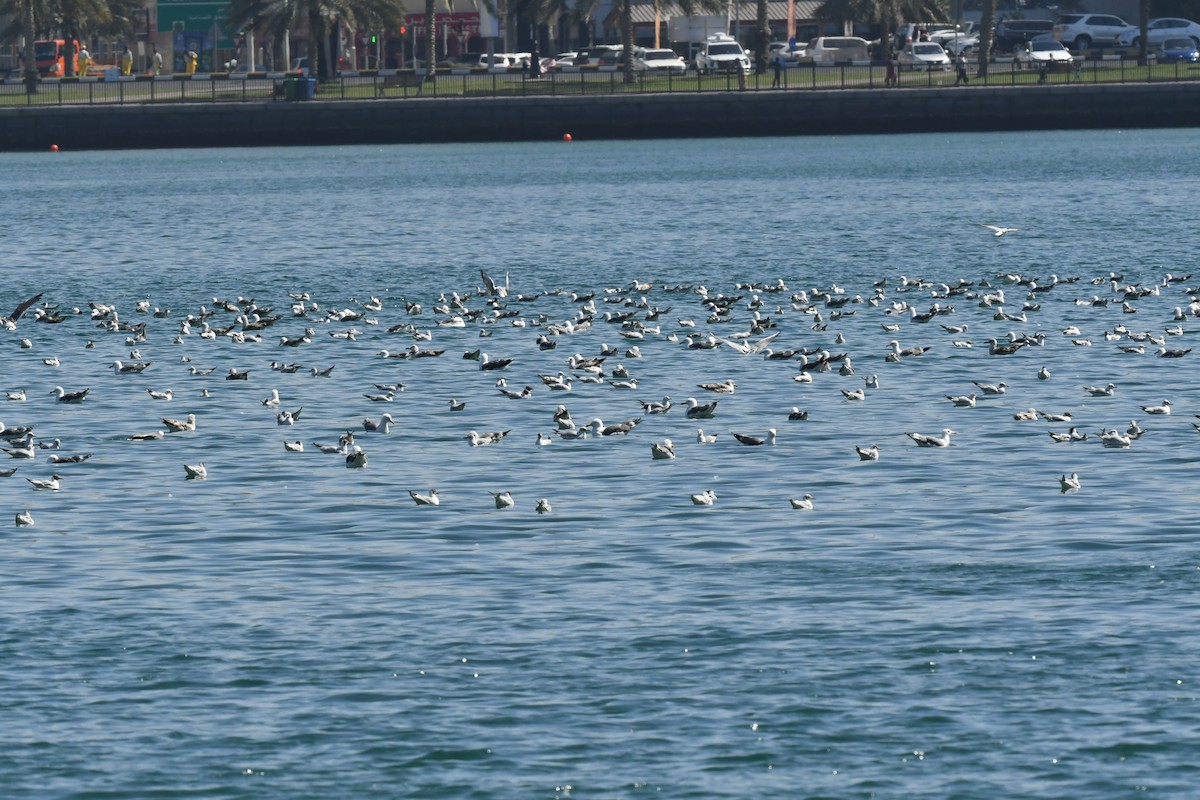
top-left (50, 144), bottom-right (59, 152)
top-left (562, 133), bottom-right (572, 142)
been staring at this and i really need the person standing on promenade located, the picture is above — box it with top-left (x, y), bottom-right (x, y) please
top-left (955, 50), bottom-right (969, 85)
top-left (78, 45), bottom-right (91, 77)
top-left (150, 47), bottom-right (162, 76)
top-left (885, 54), bottom-right (897, 87)
top-left (185, 49), bottom-right (199, 75)
top-left (771, 53), bottom-right (783, 88)
top-left (120, 45), bottom-right (134, 76)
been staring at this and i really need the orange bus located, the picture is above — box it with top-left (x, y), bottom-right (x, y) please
top-left (34, 39), bottom-right (80, 76)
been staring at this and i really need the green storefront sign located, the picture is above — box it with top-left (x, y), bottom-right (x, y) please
top-left (158, 0), bottom-right (233, 72)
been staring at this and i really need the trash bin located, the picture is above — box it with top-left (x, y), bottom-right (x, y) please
top-left (297, 77), bottom-right (315, 100)
top-left (283, 75), bottom-right (298, 101)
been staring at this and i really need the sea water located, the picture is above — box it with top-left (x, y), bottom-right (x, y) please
top-left (1, 129), bottom-right (1199, 798)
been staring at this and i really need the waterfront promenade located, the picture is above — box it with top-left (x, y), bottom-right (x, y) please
top-left (2, 80), bottom-right (1199, 151)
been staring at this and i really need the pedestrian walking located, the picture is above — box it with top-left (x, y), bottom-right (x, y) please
top-left (885, 55), bottom-right (897, 87)
top-left (771, 53), bottom-right (783, 88)
top-left (150, 47), bottom-right (162, 76)
top-left (954, 51), bottom-right (969, 85)
top-left (120, 45), bottom-right (134, 76)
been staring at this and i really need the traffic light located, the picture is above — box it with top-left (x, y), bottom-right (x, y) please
top-left (399, 26), bottom-right (407, 36)
top-left (370, 35), bottom-right (377, 44)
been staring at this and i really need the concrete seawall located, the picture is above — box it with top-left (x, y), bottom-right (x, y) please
top-left (3, 83), bottom-right (1199, 151)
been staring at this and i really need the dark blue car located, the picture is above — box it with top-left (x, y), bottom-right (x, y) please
top-left (1159, 37), bottom-right (1200, 63)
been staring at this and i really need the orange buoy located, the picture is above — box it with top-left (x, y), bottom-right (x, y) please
top-left (50, 144), bottom-right (59, 152)
top-left (562, 133), bottom-right (572, 142)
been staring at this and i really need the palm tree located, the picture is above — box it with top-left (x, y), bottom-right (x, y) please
top-left (1137, 0), bottom-right (1149, 66)
top-left (0, 0), bottom-right (43, 91)
top-left (226, 0), bottom-right (404, 82)
top-left (975, 0), bottom-right (993, 78)
top-left (572, 0), bottom-right (727, 84)
top-left (815, 0), bottom-right (948, 58)
top-left (49, 0), bottom-right (111, 77)
top-left (754, 0), bottom-right (768, 74)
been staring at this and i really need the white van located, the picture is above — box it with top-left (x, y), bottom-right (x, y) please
top-left (808, 36), bottom-right (871, 63)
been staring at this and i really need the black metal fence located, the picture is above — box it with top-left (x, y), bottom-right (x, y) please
top-left (2, 57), bottom-right (1198, 106)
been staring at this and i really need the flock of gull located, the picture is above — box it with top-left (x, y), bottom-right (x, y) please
top-left (3, 250), bottom-right (1198, 527)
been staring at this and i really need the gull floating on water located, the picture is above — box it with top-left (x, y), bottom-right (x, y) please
top-left (684, 397), bottom-right (719, 419)
top-left (696, 429), bottom-right (718, 444)
top-left (980, 224), bottom-right (1019, 237)
top-left (905, 429), bottom-right (956, 447)
top-left (1099, 429), bottom-right (1133, 448)
top-left (50, 386), bottom-right (89, 404)
top-left (1059, 472), bottom-right (1081, 492)
top-left (650, 439), bottom-right (676, 460)
top-left (1141, 400), bottom-right (1171, 415)
top-left (972, 381), bottom-right (1006, 395)
top-left (410, 489), bottom-right (440, 506)
top-left (690, 489), bottom-right (716, 506)
top-left (183, 463), bottom-right (207, 480)
top-left (163, 413), bottom-right (197, 432)
top-left (276, 407), bottom-right (302, 425)
top-left (15, 508), bottom-right (33, 526)
top-left (27, 474), bottom-right (62, 490)
top-left (789, 494), bottom-right (814, 510)
top-left (1083, 383), bottom-right (1116, 397)
top-left (146, 388), bottom-right (173, 401)
top-left (697, 379), bottom-right (736, 394)
top-left (490, 490), bottom-right (515, 509)
top-left (535, 498), bottom-right (552, 514)
top-left (363, 413), bottom-right (395, 432)
top-left (345, 446), bottom-right (368, 468)
top-left (855, 444), bottom-right (880, 461)
top-left (284, 440), bottom-right (304, 452)
top-left (733, 429), bottom-right (776, 446)
top-left (466, 429), bottom-right (510, 446)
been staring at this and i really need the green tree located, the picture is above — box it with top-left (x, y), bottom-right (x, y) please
top-left (815, 0), bottom-right (949, 57)
top-left (571, 0), bottom-right (727, 84)
top-left (49, 0), bottom-right (111, 77)
top-left (226, 0), bottom-right (405, 81)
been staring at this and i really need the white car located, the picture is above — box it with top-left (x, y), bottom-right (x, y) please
top-left (897, 42), bottom-right (951, 71)
top-left (694, 34), bottom-right (751, 74)
top-left (944, 35), bottom-right (980, 56)
top-left (634, 48), bottom-right (687, 74)
top-left (1053, 13), bottom-right (1130, 51)
top-left (1018, 39), bottom-right (1074, 68)
top-left (1117, 18), bottom-right (1200, 50)
top-left (768, 41), bottom-right (805, 64)
top-left (808, 36), bottom-right (871, 63)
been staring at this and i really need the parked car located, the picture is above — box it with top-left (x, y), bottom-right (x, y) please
top-left (1117, 18), bottom-right (1200, 50)
top-left (694, 34), bottom-right (750, 74)
top-left (477, 53), bottom-right (518, 69)
top-left (578, 45), bottom-right (621, 67)
top-left (897, 41), bottom-right (951, 70)
top-left (994, 19), bottom-right (1056, 53)
top-left (1017, 39), bottom-right (1074, 68)
top-left (808, 36), bottom-right (871, 63)
top-left (1053, 13), bottom-right (1130, 51)
top-left (633, 48), bottom-right (687, 74)
top-left (894, 22), bottom-right (957, 50)
top-left (767, 41), bottom-right (805, 64)
top-left (1158, 37), bottom-right (1200, 63)
top-left (944, 35), bottom-right (980, 56)
top-left (930, 22), bottom-right (981, 51)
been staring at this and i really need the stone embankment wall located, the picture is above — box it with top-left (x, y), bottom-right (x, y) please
top-left (2, 83), bottom-right (1198, 151)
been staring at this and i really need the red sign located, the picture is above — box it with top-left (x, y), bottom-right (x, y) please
top-left (403, 12), bottom-right (481, 37)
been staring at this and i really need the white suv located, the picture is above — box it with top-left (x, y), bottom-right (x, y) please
top-left (694, 34), bottom-right (751, 74)
top-left (1053, 13), bottom-right (1131, 51)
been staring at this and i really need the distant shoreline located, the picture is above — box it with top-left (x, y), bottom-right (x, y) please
top-left (3, 82), bottom-right (1199, 152)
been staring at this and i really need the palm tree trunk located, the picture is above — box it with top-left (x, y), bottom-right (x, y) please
top-left (308, 9), bottom-right (324, 81)
top-left (21, 0), bottom-right (38, 94)
top-left (425, 0), bottom-right (436, 78)
top-left (1137, 0), bottom-right (1149, 66)
top-left (755, 0), bottom-right (768, 74)
top-left (621, 0), bottom-right (634, 84)
top-left (976, 0), bottom-right (995, 78)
